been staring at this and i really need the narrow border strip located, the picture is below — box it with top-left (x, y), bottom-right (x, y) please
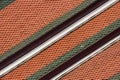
top-left (52, 30), bottom-right (120, 80)
top-left (26, 21), bottom-right (120, 80)
top-left (0, 0), bottom-right (14, 10)
top-left (0, 0), bottom-right (96, 62)
top-left (39, 19), bottom-right (120, 80)
top-left (109, 72), bottom-right (120, 80)
top-left (0, 0), bottom-right (117, 78)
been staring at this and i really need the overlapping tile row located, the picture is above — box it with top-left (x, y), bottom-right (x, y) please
top-left (1, 1), bottom-right (120, 79)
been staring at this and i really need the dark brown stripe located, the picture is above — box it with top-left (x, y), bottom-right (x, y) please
top-left (0, 0), bottom-right (108, 70)
top-left (39, 26), bottom-right (120, 80)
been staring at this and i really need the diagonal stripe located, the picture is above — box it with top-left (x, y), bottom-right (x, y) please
top-left (0, 0), bottom-right (95, 62)
top-left (27, 19), bottom-right (120, 80)
top-left (55, 35), bottom-right (120, 80)
top-left (40, 20), bottom-right (120, 80)
top-left (62, 41), bottom-right (120, 79)
top-left (1, 2), bottom-right (120, 79)
top-left (0, 0), bottom-right (14, 10)
top-left (1, 0), bottom-right (117, 78)
top-left (109, 72), bottom-right (120, 80)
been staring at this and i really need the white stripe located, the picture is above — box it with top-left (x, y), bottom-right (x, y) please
top-left (0, 0), bottom-right (119, 77)
top-left (51, 34), bottom-right (120, 80)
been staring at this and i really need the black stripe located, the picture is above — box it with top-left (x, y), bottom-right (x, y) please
top-left (39, 26), bottom-right (120, 80)
top-left (0, 0), bottom-right (108, 70)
